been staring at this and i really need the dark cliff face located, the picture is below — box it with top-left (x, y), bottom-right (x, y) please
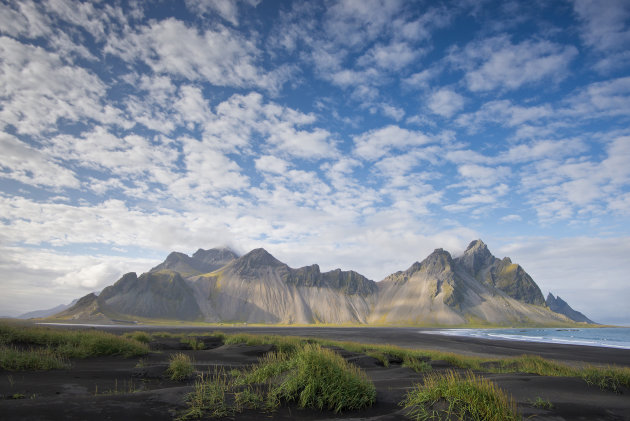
top-left (454, 239), bottom-right (546, 306)
top-left (283, 264), bottom-right (377, 296)
top-left (547, 293), bottom-right (596, 324)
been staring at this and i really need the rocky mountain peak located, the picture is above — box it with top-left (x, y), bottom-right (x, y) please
top-left (546, 293), bottom-right (596, 324)
top-left (242, 248), bottom-right (283, 266)
top-left (459, 239), bottom-right (495, 276)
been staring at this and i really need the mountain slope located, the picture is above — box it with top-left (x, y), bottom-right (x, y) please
top-left (371, 248), bottom-right (569, 325)
top-left (186, 248), bottom-right (377, 324)
top-left (546, 293), bottom-right (596, 324)
top-left (454, 240), bottom-right (546, 305)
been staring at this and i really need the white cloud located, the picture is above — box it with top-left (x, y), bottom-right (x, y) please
top-left (456, 100), bottom-right (552, 133)
top-left (353, 125), bottom-right (433, 160)
top-left (564, 76), bottom-right (630, 118)
top-left (255, 155), bottom-right (291, 174)
top-left (572, 0), bottom-right (630, 51)
top-left (427, 88), bottom-right (465, 118)
top-left (0, 36), bottom-right (121, 135)
top-left (358, 41), bottom-right (420, 70)
top-left (0, 133), bottom-right (80, 189)
top-left (457, 164), bottom-right (510, 187)
top-left (184, 0), bottom-right (261, 26)
top-left (454, 35), bottom-right (578, 92)
top-left (501, 214), bottom-right (522, 222)
top-left (105, 18), bottom-right (287, 92)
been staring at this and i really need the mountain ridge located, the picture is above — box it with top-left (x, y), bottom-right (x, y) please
top-left (51, 241), bottom-right (596, 326)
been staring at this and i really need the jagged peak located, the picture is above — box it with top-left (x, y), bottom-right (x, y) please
top-left (464, 239), bottom-right (491, 256)
top-left (192, 246), bottom-right (239, 258)
top-left (239, 248), bottom-right (284, 266)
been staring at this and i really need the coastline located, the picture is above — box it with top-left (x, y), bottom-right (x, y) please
top-left (43, 324), bottom-right (630, 367)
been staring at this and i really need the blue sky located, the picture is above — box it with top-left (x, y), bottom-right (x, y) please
top-left (1, 0), bottom-right (629, 324)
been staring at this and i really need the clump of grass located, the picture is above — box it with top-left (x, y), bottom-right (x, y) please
top-left (531, 396), bottom-right (553, 409)
top-left (367, 351), bottom-right (390, 367)
top-left (581, 365), bottom-right (630, 393)
top-left (123, 331), bottom-right (152, 344)
top-left (493, 354), bottom-right (572, 377)
top-left (0, 322), bottom-right (149, 359)
top-left (403, 356), bottom-right (432, 373)
top-left (179, 369), bottom-right (232, 420)
top-left (253, 344), bottom-right (376, 413)
top-left (181, 337), bottom-right (205, 350)
top-left (402, 370), bottom-right (520, 421)
top-left (0, 346), bottom-right (69, 371)
top-left (167, 353), bottom-right (195, 381)
top-left (234, 386), bottom-right (265, 412)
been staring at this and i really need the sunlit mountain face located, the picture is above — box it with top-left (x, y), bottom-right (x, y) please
top-left (1, 0), bottom-right (629, 325)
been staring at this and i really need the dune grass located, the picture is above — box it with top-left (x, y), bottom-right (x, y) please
top-left (215, 331), bottom-right (630, 393)
top-left (180, 342), bottom-right (376, 419)
top-left (402, 370), bottom-right (520, 421)
top-left (0, 322), bottom-right (149, 359)
top-left (0, 346), bottom-right (69, 371)
top-left (167, 353), bottom-right (195, 381)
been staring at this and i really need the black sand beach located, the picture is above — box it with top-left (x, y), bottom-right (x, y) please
top-left (2, 325), bottom-right (629, 420)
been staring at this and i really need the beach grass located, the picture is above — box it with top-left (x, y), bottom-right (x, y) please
top-left (402, 370), bottom-right (520, 421)
top-left (0, 346), bottom-right (69, 371)
top-left (0, 321), bottom-right (149, 368)
top-left (167, 352), bottom-right (195, 381)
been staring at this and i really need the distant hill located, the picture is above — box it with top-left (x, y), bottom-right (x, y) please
top-left (546, 293), bottom-right (596, 324)
top-left (50, 241), bottom-right (596, 326)
top-left (17, 298), bottom-right (78, 319)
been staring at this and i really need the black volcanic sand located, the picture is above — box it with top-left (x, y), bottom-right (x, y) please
top-left (1, 326), bottom-right (629, 421)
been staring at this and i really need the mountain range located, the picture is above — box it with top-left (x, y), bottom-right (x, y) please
top-left (48, 240), bottom-right (596, 326)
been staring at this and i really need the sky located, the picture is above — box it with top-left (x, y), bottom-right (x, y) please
top-left (0, 0), bottom-right (629, 325)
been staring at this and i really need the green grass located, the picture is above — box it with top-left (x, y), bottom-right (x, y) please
top-left (181, 337), bottom-right (205, 350)
top-left (179, 369), bottom-right (232, 420)
top-left (0, 322), bottom-right (149, 359)
top-left (123, 331), bottom-right (152, 344)
top-left (167, 353), bottom-right (195, 381)
top-left (0, 346), bottom-right (69, 371)
top-left (403, 356), bottom-right (432, 373)
top-left (264, 344), bottom-right (376, 413)
top-left (216, 331), bottom-right (630, 394)
top-left (531, 396), bottom-right (553, 409)
top-left (402, 370), bottom-right (520, 421)
top-left (580, 365), bottom-right (630, 393)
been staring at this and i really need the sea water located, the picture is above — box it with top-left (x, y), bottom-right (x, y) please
top-left (426, 327), bottom-right (630, 350)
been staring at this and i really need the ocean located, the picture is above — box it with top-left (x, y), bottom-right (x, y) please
top-left (426, 327), bottom-right (630, 350)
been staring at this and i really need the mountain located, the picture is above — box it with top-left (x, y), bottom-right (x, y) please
top-left (17, 298), bottom-right (78, 319)
top-left (150, 247), bottom-right (238, 275)
top-left (185, 248), bottom-right (377, 324)
top-left (51, 241), bottom-right (594, 326)
top-left (546, 293), bottom-right (596, 324)
top-left (370, 247), bottom-right (568, 325)
top-left (454, 240), bottom-right (545, 305)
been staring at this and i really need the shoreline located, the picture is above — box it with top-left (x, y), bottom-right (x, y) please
top-left (39, 324), bottom-right (630, 367)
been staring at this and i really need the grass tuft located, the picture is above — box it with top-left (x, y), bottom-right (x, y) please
top-left (179, 369), bottom-right (232, 420)
top-left (402, 370), bottom-right (520, 421)
top-left (0, 346), bottom-right (69, 371)
top-left (167, 353), bottom-right (195, 381)
top-left (531, 396), bottom-right (553, 409)
top-left (581, 365), bottom-right (630, 393)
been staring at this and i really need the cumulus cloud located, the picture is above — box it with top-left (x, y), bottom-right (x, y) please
top-left (0, 133), bottom-right (79, 189)
top-left (105, 18), bottom-right (287, 92)
top-left (427, 88), bottom-right (465, 118)
top-left (353, 125), bottom-right (433, 160)
top-left (572, 0), bottom-right (630, 51)
top-left (0, 36), bottom-right (121, 135)
top-left (453, 35), bottom-right (578, 92)
top-left (184, 0), bottom-right (261, 26)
